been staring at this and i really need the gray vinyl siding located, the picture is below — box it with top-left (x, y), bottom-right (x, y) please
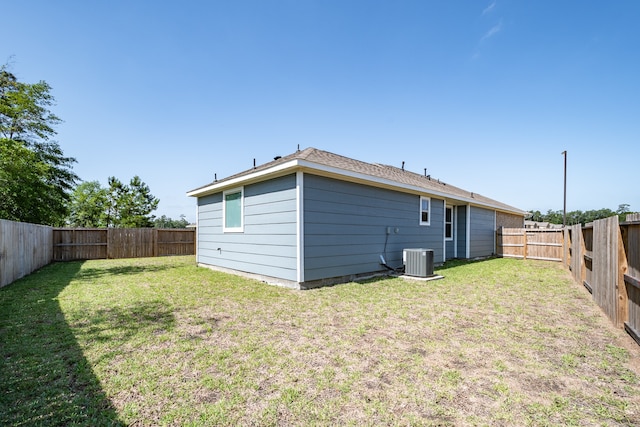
top-left (445, 241), bottom-right (455, 260)
top-left (456, 205), bottom-right (467, 258)
top-left (303, 174), bottom-right (445, 281)
top-left (469, 206), bottom-right (496, 258)
top-left (196, 174), bottom-right (297, 281)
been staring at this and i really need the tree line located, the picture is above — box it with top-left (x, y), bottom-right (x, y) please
top-left (528, 204), bottom-right (633, 226)
top-left (0, 65), bottom-right (187, 228)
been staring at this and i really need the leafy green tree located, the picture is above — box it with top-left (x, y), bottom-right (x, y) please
top-left (105, 177), bottom-right (126, 227)
top-left (67, 176), bottom-right (159, 228)
top-left (154, 214), bottom-right (190, 228)
top-left (544, 209), bottom-right (563, 225)
top-left (67, 181), bottom-right (109, 227)
top-left (528, 210), bottom-right (544, 222)
top-left (566, 210), bottom-right (583, 226)
top-left (617, 204), bottom-right (632, 221)
top-left (0, 138), bottom-right (49, 223)
top-left (106, 176), bottom-right (159, 227)
top-left (582, 208), bottom-right (616, 224)
top-left (0, 66), bottom-right (77, 225)
top-left (528, 205), bottom-right (634, 226)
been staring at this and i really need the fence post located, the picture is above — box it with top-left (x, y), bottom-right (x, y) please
top-left (522, 228), bottom-right (528, 260)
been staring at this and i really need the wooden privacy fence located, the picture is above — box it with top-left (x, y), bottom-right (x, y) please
top-left (499, 217), bottom-right (640, 346)
top-left (53, 228), bottom-right (195, 261)
top-left (566, 216), bottom-right (640, 345)
top-left (0, 221), bottom-right (196, 287)
top-left (496, 228), bottom-right (564, 262)
top-left (0, 220), bottom-right (53, 288)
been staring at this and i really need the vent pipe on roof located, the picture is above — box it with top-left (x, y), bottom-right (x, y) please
top-left (253, 158), bottom-right (256, 169)
top-left (424, 168), bottom-right (427, 176)
top-left (214, 173), bottom-right (217, 182)
top-left (274, 156), bottom-right (281, 161)
top-left (401, 161), bottom-right (405, 171)
top-left (297, 144), bottom-right (300, 151)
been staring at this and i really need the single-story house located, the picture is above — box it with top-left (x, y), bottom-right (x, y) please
top-left (187, 147), bottom-right (525, 289)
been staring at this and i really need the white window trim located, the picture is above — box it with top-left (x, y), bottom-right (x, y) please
top-left (445, 205), bottom-right (454, 241)
top-left (296, 171), bottom-right (305, 283)
top-left (420, 196), bottom-right (431, 226)
top-left (223, 187), bottom-right (244, 233)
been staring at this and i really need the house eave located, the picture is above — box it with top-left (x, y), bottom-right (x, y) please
top-left (187, 159), bottom-right (526, 216)
top-left (295, 160), bottom-right (525, 216)
top-left (186, 160), bottom-right (300, 197)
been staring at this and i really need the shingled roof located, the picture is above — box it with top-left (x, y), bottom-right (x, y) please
top-left (188, 147), bottom-right (525, 215)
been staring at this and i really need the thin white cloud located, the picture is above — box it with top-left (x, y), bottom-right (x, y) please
top-left (482, 1), bottom-right (496, 15)
top-left (480, 21), bottom-right (502, 42)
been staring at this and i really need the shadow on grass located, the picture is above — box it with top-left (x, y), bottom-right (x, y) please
top-left (73, 263), bottom-right (173, 281)
top-left (439, 256), bottom-right (498, 268)
top-left (0, 261), bottom-right (127, 426)
top-left (86, 300), bottom-right (175, 346)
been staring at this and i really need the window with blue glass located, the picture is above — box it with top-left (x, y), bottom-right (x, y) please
top-left (223, 188), bottom-right (243, 232)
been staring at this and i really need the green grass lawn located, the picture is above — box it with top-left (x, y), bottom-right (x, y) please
top-left (2, 256), bottom-right (640, 426)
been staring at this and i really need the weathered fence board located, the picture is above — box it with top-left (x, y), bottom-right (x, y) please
top-left (526, 229), bottom-right (564, 261)
top-left (107, 228), bottom-right (155, 259)
top-left (622, 221), bottom-right (640, 344)
top-left (52, 228), bottom-right (196, 260)
top-left (626, 213), bottom-right (640, 222)
top-left (496, 228), bottom-right (525, 259)
top-left (53, 228), bottom-right (108, 261)
top-left (591, 217), bottom-right (622, 326)
top-left (156, 229), bottom-right (196, 256)
top-left (583, 225), bottom-right (594, 293)
top-left (0, 220), bottom-right (53, 288)
top-left (567, 224), bottom-right (585, 288)
top-left (496, 228), bottom-right (564, 261)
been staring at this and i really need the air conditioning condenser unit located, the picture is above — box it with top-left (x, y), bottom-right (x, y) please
top-left (403, 248), bottom-right (434, 278)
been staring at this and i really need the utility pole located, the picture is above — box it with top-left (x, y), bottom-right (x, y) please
top-left (562, 150), bottom-right (567, 226)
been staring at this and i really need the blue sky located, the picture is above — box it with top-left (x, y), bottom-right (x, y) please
top-left (3, 1), bottom-right (639, 221)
